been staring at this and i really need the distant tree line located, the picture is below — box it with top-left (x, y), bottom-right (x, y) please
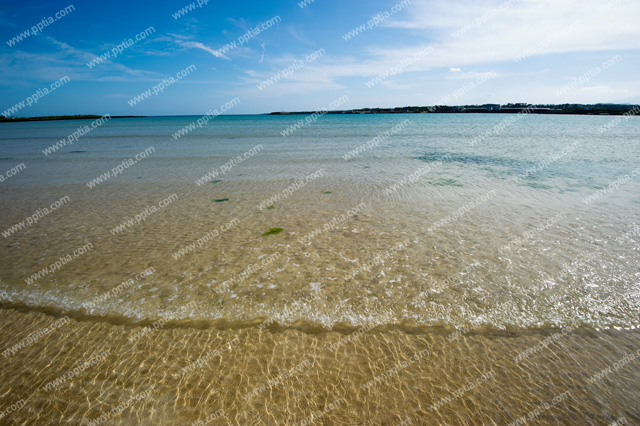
top-left (271, 103), bottom-right (640, 116)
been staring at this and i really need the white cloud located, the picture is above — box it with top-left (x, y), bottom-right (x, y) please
top-left (0, 36), bottom-right (160, 85)
top-left (445, 70), bottom-right (501, 80)
top-left (239, 0), bottom-right (639, 101)
top-left (581, 85), bottom-right (627, 93)
top-left (378, 0), bottom-right (640, 65)
top-left (166, 33), bottom-right (192, 41)
top-left (177, 41), bottom-right (231, 61)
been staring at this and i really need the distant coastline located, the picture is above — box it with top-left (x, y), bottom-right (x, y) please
top-left (0, 115), bottom-right (143, 123)
top-left (270, 103), bottom-right (640, 116)
top-left (3, 104), bottom-right (638, 122)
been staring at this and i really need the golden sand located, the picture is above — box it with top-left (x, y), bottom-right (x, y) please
top-left (1, 309), bottom-right (638, 425)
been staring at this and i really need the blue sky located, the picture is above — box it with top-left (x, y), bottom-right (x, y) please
top-left (1, 0), bottom-right (639, 116)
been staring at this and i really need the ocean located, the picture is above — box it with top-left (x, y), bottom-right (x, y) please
top-left (0, 114), bottom-right (639, 424)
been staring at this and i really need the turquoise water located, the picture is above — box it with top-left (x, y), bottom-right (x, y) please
top-left (0, 114), bottom-right (639, 331)
top-left (1, 114), bottom-right (638, 190)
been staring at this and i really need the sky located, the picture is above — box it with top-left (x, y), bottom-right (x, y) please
top-left (1, 0), bottom-right (639, 116)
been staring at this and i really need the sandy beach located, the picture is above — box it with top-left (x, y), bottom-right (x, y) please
top-left (1, 308), bottom-right (639, 425)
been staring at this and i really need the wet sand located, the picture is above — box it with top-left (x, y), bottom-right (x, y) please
top-left (1, 309), bottom-right (639, 425)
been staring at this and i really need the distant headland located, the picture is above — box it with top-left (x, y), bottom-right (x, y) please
top-left (270, 103), bottom-right (640, 116)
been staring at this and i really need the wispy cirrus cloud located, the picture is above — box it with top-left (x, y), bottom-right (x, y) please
top-left (177, 40), bottom-right (231, 61)
top-left (0, 36), bottom-right (161, 85)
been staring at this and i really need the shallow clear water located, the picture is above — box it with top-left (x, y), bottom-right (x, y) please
top-left (1, 114), bottom-right (638, 331)
top-left (1, 114), bottom-right (639, 424)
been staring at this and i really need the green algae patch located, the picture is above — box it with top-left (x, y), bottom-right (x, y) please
top-left (262, 228), bottom-right (283, 236)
